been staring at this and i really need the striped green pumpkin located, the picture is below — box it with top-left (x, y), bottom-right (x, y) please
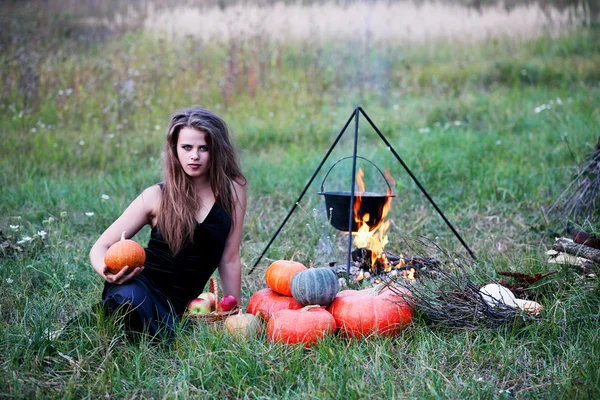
top-left (290, 267), bottom-right (339, 307)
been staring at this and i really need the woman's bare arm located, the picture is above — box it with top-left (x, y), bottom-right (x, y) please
top-left (89, 185), bottom-right (160, 284)
top-left (218, 181), bottom-right (247, 302)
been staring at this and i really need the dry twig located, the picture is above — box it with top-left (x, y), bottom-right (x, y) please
top-left (548, 137), bottom-right (600, 223)
top-left (389, 246), bottom-right (538, 330)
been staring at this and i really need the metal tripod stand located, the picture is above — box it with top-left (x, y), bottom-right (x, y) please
top-left (247, 107), bottom-right (476, 276)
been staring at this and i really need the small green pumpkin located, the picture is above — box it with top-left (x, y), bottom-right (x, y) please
top-left (290, 267), bottom-right (339, 307)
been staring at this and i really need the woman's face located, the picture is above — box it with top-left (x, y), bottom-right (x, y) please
top-left (176, 127), bottom-right (210, 181)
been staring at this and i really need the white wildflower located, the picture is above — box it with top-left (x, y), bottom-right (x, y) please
top-left (6, 278), bottom-right (13, 284)
top-left (17, 236), bottom-right (32, 244)
top-left (78, 140), bottom-right (85, 146)
top-left (85, 212), bottom-right (95, 217)
top-left (534, 104), bottom-right (548, 113)
top-left (37, 230), bottom-right (47, 239)
top-left (419, 127), bottom-right (430, 134)
top-left (9, 225), bottom-right (19, 231)
top-left (101, 194), bottom-right (110, 200)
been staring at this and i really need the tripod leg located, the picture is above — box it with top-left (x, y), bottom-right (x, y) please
top-left (359, 107), bottom-right (477, 261)
top-left (247, 110), bottom-right (357, 275)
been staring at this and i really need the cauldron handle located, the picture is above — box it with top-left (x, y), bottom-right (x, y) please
top-left (320, 156), bottom-right (393, 193)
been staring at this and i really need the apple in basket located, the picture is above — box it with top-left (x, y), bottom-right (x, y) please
top-left (217, 295), bottom-right (238, 312)
top-left (187, 298), bottom-right (212, 315)
top-left (197, 292), bottom-right (217, 311)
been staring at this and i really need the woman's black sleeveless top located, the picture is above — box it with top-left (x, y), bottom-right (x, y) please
top-left (141, 198), bottom-right (232, 314)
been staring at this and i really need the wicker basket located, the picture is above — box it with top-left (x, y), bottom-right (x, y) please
top-left (186, 276), bottom-right (240, 325)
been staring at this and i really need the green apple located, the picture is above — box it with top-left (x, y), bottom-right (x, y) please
top-left (187, 298), bottom-right (211, 315)
top-left (198, 292), bottom-right (217, 310)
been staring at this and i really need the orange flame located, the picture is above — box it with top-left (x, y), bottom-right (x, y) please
top-left (402, 268), bottom-right (416, 282)
top-left (352, 168), bottom-right (395, 272)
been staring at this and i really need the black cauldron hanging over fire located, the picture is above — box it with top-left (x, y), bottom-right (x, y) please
top-left (318, 156), bottom-right (395, 232)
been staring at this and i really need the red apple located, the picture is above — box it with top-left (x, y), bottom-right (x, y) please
top-left (187, 298), bottom-right (211, 315)
top-left (217, 295), bottom-right (238, 312)
top-left (198, 292), bottom-right (217, 310)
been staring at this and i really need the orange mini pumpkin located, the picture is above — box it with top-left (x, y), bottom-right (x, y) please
top-left (104, 231), bottom-right (146, 274)
top-left (264, 259), bottom-right (307, 296)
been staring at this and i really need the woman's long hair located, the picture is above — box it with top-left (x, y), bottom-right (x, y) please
top-left (157, 106), bottom-right (246, 254)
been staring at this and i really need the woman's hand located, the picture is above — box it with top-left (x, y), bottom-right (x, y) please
top-left (90, 185), bottom-right (159, 283)
top-left (103, 265), bottom-right (145, 285)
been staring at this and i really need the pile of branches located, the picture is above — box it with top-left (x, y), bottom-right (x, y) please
top-left (388, 241), bottom-right (539, 330)
top-left (548, 137), bottom-right (600, 224)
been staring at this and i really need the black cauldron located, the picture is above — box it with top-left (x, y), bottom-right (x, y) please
top-left (318, 156), bottom-right (395, 232)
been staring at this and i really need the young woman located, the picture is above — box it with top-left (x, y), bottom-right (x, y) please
top-left (89, 106), bottom-right (247, 337)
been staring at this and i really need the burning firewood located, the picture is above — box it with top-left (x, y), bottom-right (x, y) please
top-left (350, 247), bottom-right (440, 279)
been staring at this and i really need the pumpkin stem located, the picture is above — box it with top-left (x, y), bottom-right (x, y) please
top-left (371, 280), bottom-right (394, 296)
top-left (120, 231), bottom-right (126, 241)
top-left (300, 305), bottom-right (321, 312)
top-left (289, 251), bottom-right (302, 261)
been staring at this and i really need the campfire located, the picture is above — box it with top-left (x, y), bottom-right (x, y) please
top-left (333, 167), bottom-right (440, 283)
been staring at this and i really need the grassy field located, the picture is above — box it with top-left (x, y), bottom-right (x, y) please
top-left (1, 1), bottom-right (600, 398)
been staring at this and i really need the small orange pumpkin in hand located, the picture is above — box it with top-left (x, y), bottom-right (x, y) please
top-left (104, 231), bottom-right (146, 274)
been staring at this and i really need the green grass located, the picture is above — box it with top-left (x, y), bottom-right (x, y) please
top-left (1, 1), bottom-right (600, 398)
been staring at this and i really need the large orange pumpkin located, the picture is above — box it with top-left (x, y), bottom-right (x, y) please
top-left (264, 259), bottom-right (307, 296)
top-left (267, 305), bottom-right (336, 347)
top-left (246, 288), bottom-right (303, 320)
top-left (327, 284), bottom-right (413, 338)
top-left (104, 231), bottom-right (146, 274)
